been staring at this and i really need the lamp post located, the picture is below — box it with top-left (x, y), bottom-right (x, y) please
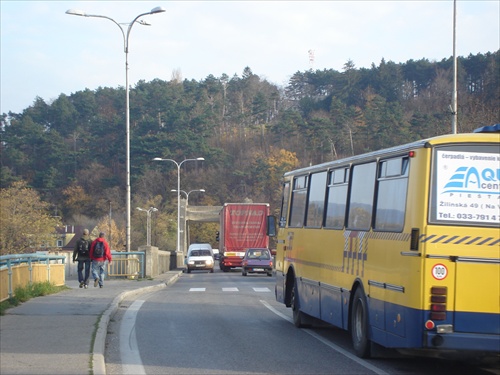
top-left (171, 189), bottom-right (206, 206)
top-left (171, 189), bottom-right (205, 253)
top-left (136, 207), bottom-right (158, 246)
top-left (451, 0), bottom-right (458, 134)
top-left (153, 158), bottom-right (205, 254)
top-left (66, 6), bottom-right (166, 251)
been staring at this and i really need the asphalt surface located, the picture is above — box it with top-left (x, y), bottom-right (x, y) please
top-left (0, 270), bottom-right (182, 375)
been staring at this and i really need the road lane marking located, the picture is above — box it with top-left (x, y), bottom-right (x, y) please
top-left (120, 299), bottom-right (146, 375)
top-left (253, 287), bottom-right (271, 292)
top-left (188, 287), bottom-right (271, 292)
top-left (260, 300), bottom-right (390, 375)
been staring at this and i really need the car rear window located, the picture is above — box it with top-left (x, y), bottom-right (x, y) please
top-left (247, 250), bottom-right (270, 259)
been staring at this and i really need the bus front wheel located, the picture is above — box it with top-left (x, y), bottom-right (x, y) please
top-left (351, 288), bottom-right (371, 358)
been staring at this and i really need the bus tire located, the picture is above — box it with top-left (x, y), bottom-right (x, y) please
top-left (292, 279), bottom-right (308, 328)
top-left (351, 288), bottom-right (371, 358)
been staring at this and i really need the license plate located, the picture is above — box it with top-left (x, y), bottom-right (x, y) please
top-left (253, 268), bottom-right (264, 272)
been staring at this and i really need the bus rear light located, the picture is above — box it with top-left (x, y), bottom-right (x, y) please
top-left (431, 304), bottom-right (446, 311)
top-left (431, 286), bottom-right (447, 295)
top-left (430, 295), bottom-right (446, 303)
top-left (408, 150), bottom-right (416, 157)
top-left (430, 286), bottom-right (447, 321)
top-left (430, 311), bottom-right (446, 320)
top-left (425, 320), bottom-right (435, 330)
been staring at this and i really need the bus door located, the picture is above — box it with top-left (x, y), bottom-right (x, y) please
top-left (275, 181), bottom-right (291, 303)
top-left (453, 257), bottom-right (500, 334)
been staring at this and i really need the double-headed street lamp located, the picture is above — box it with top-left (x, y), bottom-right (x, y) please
top-left (171, 189), bottom-right (205, 253)
top-left (66, 6), bottom-right (166, 251)
top-left (136, 207), bottom-right (158, 246)
top-left (153, 158), bottom-right (205, 254)
top-left (171, 189), bottom-right (206, 206)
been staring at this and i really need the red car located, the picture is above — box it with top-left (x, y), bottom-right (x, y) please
top-left (241, 248), bottom-right (273, 277)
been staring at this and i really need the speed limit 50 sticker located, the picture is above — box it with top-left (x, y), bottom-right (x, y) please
top-left (432, 264), bottom-right (448, 280)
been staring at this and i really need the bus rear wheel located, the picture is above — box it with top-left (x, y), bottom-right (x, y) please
top-left (292, 279), bottom-right (308, 328)
top-left (351, 288), bottom-right (371, 358)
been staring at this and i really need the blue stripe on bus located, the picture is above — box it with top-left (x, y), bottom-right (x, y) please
top-left (298, 279), bottom-right (499, 352)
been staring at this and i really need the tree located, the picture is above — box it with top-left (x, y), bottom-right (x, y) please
top-left (93, 216), bottom-right (125, 252)
top-left (0, 181), bottom-right (61, 254)
top-left (0, 51), bottom-right (497, 245)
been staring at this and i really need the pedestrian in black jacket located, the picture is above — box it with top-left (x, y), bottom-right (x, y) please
top-left (73, 229), bottom-right (92, 288)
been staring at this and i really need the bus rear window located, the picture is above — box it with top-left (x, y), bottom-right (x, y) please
top-left (430, 144), bottom-right (500, 227)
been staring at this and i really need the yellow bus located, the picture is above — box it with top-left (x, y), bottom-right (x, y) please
top-left (272, 127), bottom-right (500, 359)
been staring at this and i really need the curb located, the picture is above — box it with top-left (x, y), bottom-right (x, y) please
top-left (92, 271), bottom-right (182, 375)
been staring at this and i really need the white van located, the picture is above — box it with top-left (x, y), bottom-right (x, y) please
top-left (186, 243), bottom-right (214, 273)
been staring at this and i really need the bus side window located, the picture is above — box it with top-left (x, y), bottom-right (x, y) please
top-left (279, 182), bottom-right (291, 228)
top-left (306, 171), bottom-right (327, 228)
top-left (325, 167), bottom-right (349, 229)
top-left (290, 176), bottom-right (308, 228)
top-left (347, 162), bottom-right (376, 231)
top-left (374, 157), bottom-right (409, 232)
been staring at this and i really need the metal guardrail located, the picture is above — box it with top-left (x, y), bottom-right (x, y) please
top-left (108, 251), bottom-right (144, 279)
top-left (0, 252), bottom-right (145, 301)
top-left (0, 253), bottom-right (66, 302)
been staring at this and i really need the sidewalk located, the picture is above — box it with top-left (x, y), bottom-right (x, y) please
top-left (0, 270), bottom-right (182, 375)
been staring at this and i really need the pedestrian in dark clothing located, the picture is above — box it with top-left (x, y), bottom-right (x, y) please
top-left (73, 229), bottom-right (92, 288)
top-left (90, 232), bottom-right (112, 288)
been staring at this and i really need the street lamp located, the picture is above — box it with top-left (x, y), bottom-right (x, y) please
top-left (153, 157), bottom-right (204, 254)
top-left (136, 207), bottom-right (158, 246)
top-left (170, 189), bottom-right (206, 206)
top-left (451, 0), bottom-right (458, 134)
top-left (66, 6), bottom-right (166, 251)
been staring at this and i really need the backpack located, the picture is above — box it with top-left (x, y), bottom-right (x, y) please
top-left (93, 241), bottom-right (105, 258)
top-left (78, 239), bottom-right (89, 256)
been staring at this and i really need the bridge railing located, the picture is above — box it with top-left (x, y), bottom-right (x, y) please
top-left (1, 249), bottom-right (174, 301)
top-left (0, 253), bottom-right (66, 302)
top-left (107, 251), bottom-right (144, 279)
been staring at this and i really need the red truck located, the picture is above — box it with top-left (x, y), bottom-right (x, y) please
top-left (217, 203), bottom-right (270, 272)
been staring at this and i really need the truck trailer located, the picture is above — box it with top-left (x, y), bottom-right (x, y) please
top-left (217, 203), bottom-right (270, 272)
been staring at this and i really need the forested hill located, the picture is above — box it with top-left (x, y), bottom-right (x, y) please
top-left (1, 51), bottom-right (498, 248)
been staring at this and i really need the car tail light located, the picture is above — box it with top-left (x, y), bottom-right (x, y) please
top-left (429, 286), bottom-right (447, 321)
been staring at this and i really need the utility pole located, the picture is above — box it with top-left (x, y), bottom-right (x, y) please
top-left (451, 0), bottom-right (458, 134)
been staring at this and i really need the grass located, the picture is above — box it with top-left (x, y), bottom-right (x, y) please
top-left (0, 281), bottom-right (69, 315)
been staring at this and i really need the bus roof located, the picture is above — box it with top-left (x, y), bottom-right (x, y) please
top-left (284, 131), bottom-right (500, 177)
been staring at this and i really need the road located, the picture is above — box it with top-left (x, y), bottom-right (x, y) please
top-left (105, 270), bottom-right (499, 375)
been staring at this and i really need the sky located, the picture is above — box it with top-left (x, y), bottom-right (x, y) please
top-left (1, 0), bottom-right (499, 114)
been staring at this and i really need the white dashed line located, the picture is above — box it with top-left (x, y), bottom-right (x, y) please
top-left (188, 287), bottom-right (271, 292)
top-left (253, 287), bottom-right (271, 292)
